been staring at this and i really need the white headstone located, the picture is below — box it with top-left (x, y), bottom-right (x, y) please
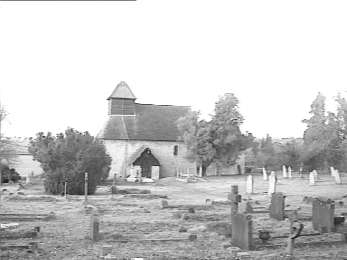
top-left (330, 166), bottom-right (335, 176)
top-left (333, 169), bottom-right (342, 184)
top-left (282, 165), bottom-right (287, 178)
top-left (309, 171), bottom-right (315, 185)
top-left (268, 171), bottom-right (276, 196)
top-left (288, 166), bottom-right (292, 179)
top-left (262, 167), bottom-right (268, 181)
top-left (246, 175), bottom-right (254, 194)
top-left (151, 166), bottom-right (160, 180)
top-left (312, 170), bottom-right (318, 180)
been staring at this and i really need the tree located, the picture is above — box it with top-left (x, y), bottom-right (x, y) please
top-left (335, 93), bottom-right (347, 170)
top-left (177, 111), bottom-right (215, 176)
top-left (254, 134), bottom-right (277, 170)
top-left (0, 102), bottom-right (8, 140)
top-left (0, 103), bottom-right (18, 165)
top-left (302, 92), bottom-right (329, 171)
top-left (277, 140), bottom-right (303, 170)
top-left (29, 128), bottom-right (112, 195)
top-left (210, 93), bottom-right (253, 166)
top-left (177, 93), bottom-right (254, 175)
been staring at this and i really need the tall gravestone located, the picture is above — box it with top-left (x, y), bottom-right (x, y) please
top-left (282, 165), bottom-right (287, 178)
top-left (246, 175), bottom-right (254, 194)
top-left (90, 214), bottom-right (100, 241)
top-left (288, 166), bottom-right (292, 179)
top-left (262, 167), bottom-right (268, 181)
top-left (313, 170), bottom-right (318, 180)
top-left (231, 213), bottom-right (253, 250)
top-left (330, 166), bottom-right (335, 176)
top-left (312, 197), bottom-right (335, 233)
top-left (299, 166), bottom-right (303, 178)
top-left (269, 192), bottom-right (286, 220)
top-left (333, 170), bottom-right (342, 184)
top-left (230, 185), bottom-right (241, 216)
top-left (268, 171), bottom-right (276, 196)
top-left (309, 171), bottom-right (315, 186)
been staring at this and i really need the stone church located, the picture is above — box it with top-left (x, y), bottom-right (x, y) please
top-left (98, 81), bottom-right (245, 180)
top-left (98, 81), bottom-right (196, 179)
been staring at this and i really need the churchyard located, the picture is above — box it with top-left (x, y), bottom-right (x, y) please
top-left (1, 171), bottom-right (347, 260)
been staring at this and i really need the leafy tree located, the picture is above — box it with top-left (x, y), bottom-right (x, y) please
top-left (29, 128), bottom-right (111, 195)
top-left (335, 94), bottom-right (347, 170)
top-left (302, 92), bottom-right (347, 171)
top-left (210, 93), bottom-right (254, 166)
top-left (0, 104), bottom-right (18, 165)
top-left (177, 93), bottom-right (254, 175)
top-left (302, 92), bottom-right (329, 171)
top-left (276, 140), bottom-right (303, 170)
top-left (177, 111), bottom-right (215, 176)
top-left (253, 134), bottom-right (278, 170)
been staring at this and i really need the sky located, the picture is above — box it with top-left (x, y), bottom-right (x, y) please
top-left (0, 0), bottom-right (347, 139)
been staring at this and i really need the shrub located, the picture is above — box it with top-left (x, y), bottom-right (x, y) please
top-left (29, 128), bottom-right (112, 195)
top-left (0, 165), bottom-right (21, 183)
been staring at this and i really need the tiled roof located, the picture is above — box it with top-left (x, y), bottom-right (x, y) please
top-left (107, 81), bottom-right (136, 100)
top-left (99, 103), bottom-right (190, 141)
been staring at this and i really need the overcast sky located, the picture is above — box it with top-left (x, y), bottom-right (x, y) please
top-left (0, 0), bottom-right (346, 139)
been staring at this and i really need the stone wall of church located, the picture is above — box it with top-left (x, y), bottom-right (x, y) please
top-left (103, 140), bottom-right (196, 179)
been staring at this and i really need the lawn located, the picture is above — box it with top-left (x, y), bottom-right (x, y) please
top-left (0, 173), bottom-right (347, 259)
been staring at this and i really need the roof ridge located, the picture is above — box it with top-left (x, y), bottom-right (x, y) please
top-left (135, 103), bottom-right (190, 108)
top-left (107, 81), bottom-right (136, 100)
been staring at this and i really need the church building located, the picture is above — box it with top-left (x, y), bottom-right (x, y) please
top-left (98, 81), bottom-right (196, 179)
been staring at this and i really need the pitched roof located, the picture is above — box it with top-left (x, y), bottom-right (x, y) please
top-left (99, 103), bottom-right (190, 141)
top-left (128, 146), bottom-right (160, 166)
top-left (107, 81), bottom-right (136, 100)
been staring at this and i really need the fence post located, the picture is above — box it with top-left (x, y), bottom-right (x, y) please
top-left (84, 172), bottom-right (88, 205)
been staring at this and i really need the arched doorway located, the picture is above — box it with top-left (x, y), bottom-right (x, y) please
top-left (133, 148), bottom-right (160, 178)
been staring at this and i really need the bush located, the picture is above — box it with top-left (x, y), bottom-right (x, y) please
top-left (0, 165), bottom-right (21, 183)
top-left (29, 128), bottom-right (112, 195)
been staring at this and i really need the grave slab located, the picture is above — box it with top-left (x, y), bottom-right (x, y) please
top-left (269, 192), bottom-right (285, 221)
top-left (231, 213), bottom-right (253, 250)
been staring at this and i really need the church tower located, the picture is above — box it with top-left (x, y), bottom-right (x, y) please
top-left (107, 81), bottom-right (136, 116)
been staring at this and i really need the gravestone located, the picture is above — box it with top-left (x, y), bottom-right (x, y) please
top-left (288, 166), bottom-right (292, 179)
top-left (309, 171), bottom-right (315, 185)
top-left (312, 197), bottom-right (335, 233)
top-left (312, 170), bottom-right (318, 180)
top-left (262, 167), bottom-right (268, 181)
top-left (269, 192), bottom-right (285, 221)
top-left (333, 170), bottom-right (342, 184)
top-left (282, 165), bottom-right (287, 178)
top-left (161, 199), bottom-right (169, 209)
top-left (231, 213), bottom-right (253, 250)
top-left (230, 185), bottom-right (241, 216)
top-left (246, 175), bottom-right (253, 194)
top-left (268, 172), bottom-right (276, 196)
top-left (90, 214), bottom-right (100, 241)
top-left (151, 166), bottom-right (160, 180)
top-left (26, 172), bottom-right (34, 184)
top-left (330, 166), bottom-right (335, 176)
